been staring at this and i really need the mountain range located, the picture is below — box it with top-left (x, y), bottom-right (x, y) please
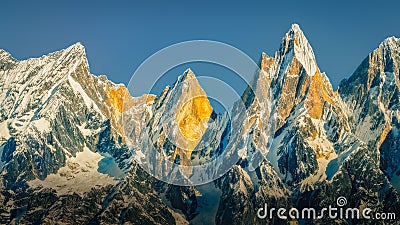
top-left (0, 24), bottom-right (399, 224)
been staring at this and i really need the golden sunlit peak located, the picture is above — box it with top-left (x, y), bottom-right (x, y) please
top-left (170, 68), bottom-right (214, 167)
top-left (175, 68), bottom-right (212, 143)
top-left (106, 85), bottom-right (130, 113)
top-left (260, 52), bottom-right (275, 71)
top-left (183, 68), bottom-right (196, 80)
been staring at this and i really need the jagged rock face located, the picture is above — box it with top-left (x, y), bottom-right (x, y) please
top-left (0, 25), bottom-right (399, 225)
top-left (272, 24), bottom-right (328, 123)
top-left (1, 168), bottom-right (176, 224)
top-left (339, 37), bottom-right (400, 192)
top-left (215, 164), bottom-right (290, 225)
top-left (0, 44), bottom-right (177, 224)
top-left (250, 24), bottom-right (351, 189)
top-left (170, 70), bottom-right (213, 163)
top-left (208, 25), bottom-right (400, 225)
top-left (126, 70), bottom-right (213, 174)
top-left (0, 43), bottom-right (125, 182)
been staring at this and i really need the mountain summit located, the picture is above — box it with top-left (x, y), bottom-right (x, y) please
top-left (279, 23), bottom-right (318, 76)
top-left (339, 35), bottom-right (400, 193)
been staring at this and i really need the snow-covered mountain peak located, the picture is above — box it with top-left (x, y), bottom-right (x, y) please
top-left (0, 49), bottom-right (14, 61)
top-left (374, 36), bottom-right (399, 60)
top-left (130, 68), bottom-right (214, 177)
top-left (176, 68), bottom-right (199, 85)
top-left (289, 23), bottom-right (301, 33)
top-left (41, 42), bottom-right (88, 70)
top-left (183, 68), bottom-right (196, 79)
top-left (168, 69), bottom-right (213, 133)
top-left (267, 25), bottom-right (339, 122)
top-left (62, 42), bottom-right (87, 63)
top-left (339, 35), bottom-right (399, 103)
top-left (171, 69), bottom-right (212, 109)
top-left (286, 23), bottom-right (308, 45)
top-left (65, 42), bottom-right (86, 53)
top-left (0, 49), bottom-right (16, 70)
top-left (382, 36), bottom-right (400, 48)
top-left (338, 35), bottom-right (400, 193)
top-left (279, 24), bottom-right (318, 77)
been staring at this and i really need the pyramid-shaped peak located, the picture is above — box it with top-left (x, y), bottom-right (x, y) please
top-left (45, 42), bottom-right (87, 63)
top-left (279, 24), bottom-right (318, 76)
top-left (380, 36), bottom-right (400, 50)
top-left (184, 68), bottom-right (196, 80)
top-left (65, 42), bottom-right (86, 55)
top-left (69, 42), bottom-right (84, 49)
top-left (0, 49), bottom-right (16, 62)
top-left (284, 24), bottom-right (310, 47)
top-left (176, 68), bottom-right (199, 84)
top-left (383, 36), bottom-right (399, 43)
top-left (0, 49), bottom-right (11, 57)
top-left (160, 68), bottom-right (213, 154)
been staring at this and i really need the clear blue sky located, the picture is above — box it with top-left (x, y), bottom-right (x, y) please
top-left (1, 0), bottom-right (399, 91)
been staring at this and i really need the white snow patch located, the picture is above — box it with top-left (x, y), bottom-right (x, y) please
top-left (267, 127), bottom-right (288, 180)
top-left (28, 147), bottom-right (117, 195)
top-left (0, 120), bottom-right (10, 139)
top-left (67, 75), bottom-right (104, 118)
top-left (238, 148), bottom-right (247, 159)
top-left (32, 118), bottom-right (51, 133)
top-left (77, 123), bottom-right (100, 136)
top-left (132, 149), bottom-right (145, 164)
top-left (308, 117), bottom-right (336, 157)
top-left (354, 114), bottom-right (382, 144)
top-left (326, 142), bottom-right (361, 181)
top-left (300, 153), bottom-right (337, 192)
top-left (292, 29), bottom-right (317, 76)
top-left (0, 144), bottom-right (5, 170)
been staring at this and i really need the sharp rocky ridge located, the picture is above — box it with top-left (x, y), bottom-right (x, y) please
top-left (0, 25), bottom-right (399, 224)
